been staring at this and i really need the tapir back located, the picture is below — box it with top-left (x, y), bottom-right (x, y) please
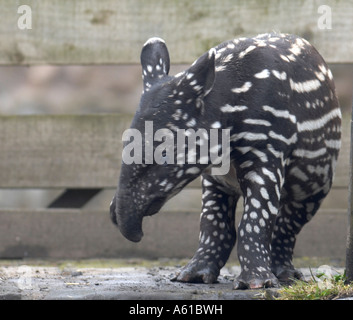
top-left (206, 33), bottom-right (341, 193)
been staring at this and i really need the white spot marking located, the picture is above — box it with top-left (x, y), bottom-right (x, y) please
top-left (205, 200), bottom-right (216, 207)
top-left (193, 85), bottom-right (203, 92)
top-left (272, 70), bottom-right (287, 80)
top-left (232, 81), bottom-right (252, 93)
top-left (203, 179), bottom-right (213, 187)
top-left (315, 71), bottom-right (326, 82)
top-left (211, 121), bottom-right (221, 129)
top-left (250, 211), bottom-right (258, 219)
top-left (260, 188), bottom-right (269, 200)
top-left (239, 45), bottom-right (256, 58)
top-left (185, 167), bottom-right (200, 175)
top-left (280, 54), bottom-right (290, 62)
top-left (165, 183), bottom-right (174, 192)
top-left (262, 209), bottom-right (269, 219)
top-left (143, 37), bottom-right (165, 47)
top-left (186, 118), bottom-right (197, 127)
top-left (268, 201), bottom-right (278, 215)
top-left (244, 171), bottom-right (265, 185)
top-left (240, 160), bottom-right (253, 168)
top-left (251, 198), bottom-right (261, 208)
top-left (289, 44), bottom-right (302, 56)
top-left (327, 69), bottom-right (333, 80)
top-left (254, 69), bottom-right (270, 79)
top-left (176, 170), bottom-right (184, 178)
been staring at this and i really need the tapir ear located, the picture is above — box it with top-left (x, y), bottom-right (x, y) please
top-left (185, 48), bottom-right (216, 98)
top-left (140, 37), bottom-right (170, 92)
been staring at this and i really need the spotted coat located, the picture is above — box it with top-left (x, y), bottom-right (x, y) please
top-left (110, 33), bottom-right (341, 289)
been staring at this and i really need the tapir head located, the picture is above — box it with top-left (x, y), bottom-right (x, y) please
top-left (110, 37), bottom-right (218, 242)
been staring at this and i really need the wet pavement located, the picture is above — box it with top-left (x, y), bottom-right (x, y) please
top-left (0, 263), bottom-right (317, 300)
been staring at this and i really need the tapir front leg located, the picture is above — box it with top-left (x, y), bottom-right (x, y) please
top-left (172, 174), bottom-right (238, 283)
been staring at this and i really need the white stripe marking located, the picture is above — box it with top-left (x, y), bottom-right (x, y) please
top-left (325, 139), bottom-right (341, 150)
top-left (239, 45), bottom-right (256, 58)
top-left (243, 132), bottom-right (268, 141)
top-left (262, 105), bottom-right (297, 123)
top-left (220, 104), bottom-right (248, 112)
top-left (262, 168), bottom-right (277, 182)
top-left (293, 148), bottom-right (327, 159)
top-left (297, 108), bottom-right (341, 132)
top-left (269, 131), bottom-right (298, 145)
top-left (244, 171), bottom-right (265, 185)
top-left (289, 78), bottom-right (321, 93)
top-left (243, 119), bottom-right (271, 126)
top-left (236, 146), bottom-right (268, 163)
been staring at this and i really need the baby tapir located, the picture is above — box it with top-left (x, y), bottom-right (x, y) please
top-left (110, 33), bottom-right (341, 289)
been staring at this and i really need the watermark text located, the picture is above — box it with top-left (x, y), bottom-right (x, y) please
top-left (318, 5), bottom-right (332, 30)
top-left (122, 121), bottom-right (230, 175)
top-left (17, 5), bottom-right (32, 30)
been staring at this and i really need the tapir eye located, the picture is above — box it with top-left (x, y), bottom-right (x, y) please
top-left (161, 150), bottom-right (167, 160)
top-left (161, 150), bottom-right (168, 166)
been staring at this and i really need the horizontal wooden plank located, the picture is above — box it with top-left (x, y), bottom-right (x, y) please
top-left (0, 209), bottom-right (199, 259)
top-left (90, 184), bottom-right (348, 216)
top-left (0, 0), bottom-right (353, 65)
top-left (0, 114), bottom-right (132, 188)
top-left (165, 186), bottom-right (349, 212)
top-left (0, 208), bottom-right (347, 259)
top-left (0, 114), bottom-right (349, 189)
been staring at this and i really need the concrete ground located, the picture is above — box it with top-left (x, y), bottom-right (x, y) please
top-left (0, 259), bottom-right (344, 300)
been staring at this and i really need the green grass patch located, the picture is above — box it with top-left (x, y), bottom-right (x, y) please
top-left (277, 268), bottom-right (353, 300)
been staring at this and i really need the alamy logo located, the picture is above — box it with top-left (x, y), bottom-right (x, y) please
top-left (317, 5), bottom-right (332, 30)
top-left (122, 121), bottom-right (230, 175)
top-left (17, 5), bottom-right (32, 30)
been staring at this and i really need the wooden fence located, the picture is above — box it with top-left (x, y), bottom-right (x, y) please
top-left (0, 0), bottom-right (352, 261)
